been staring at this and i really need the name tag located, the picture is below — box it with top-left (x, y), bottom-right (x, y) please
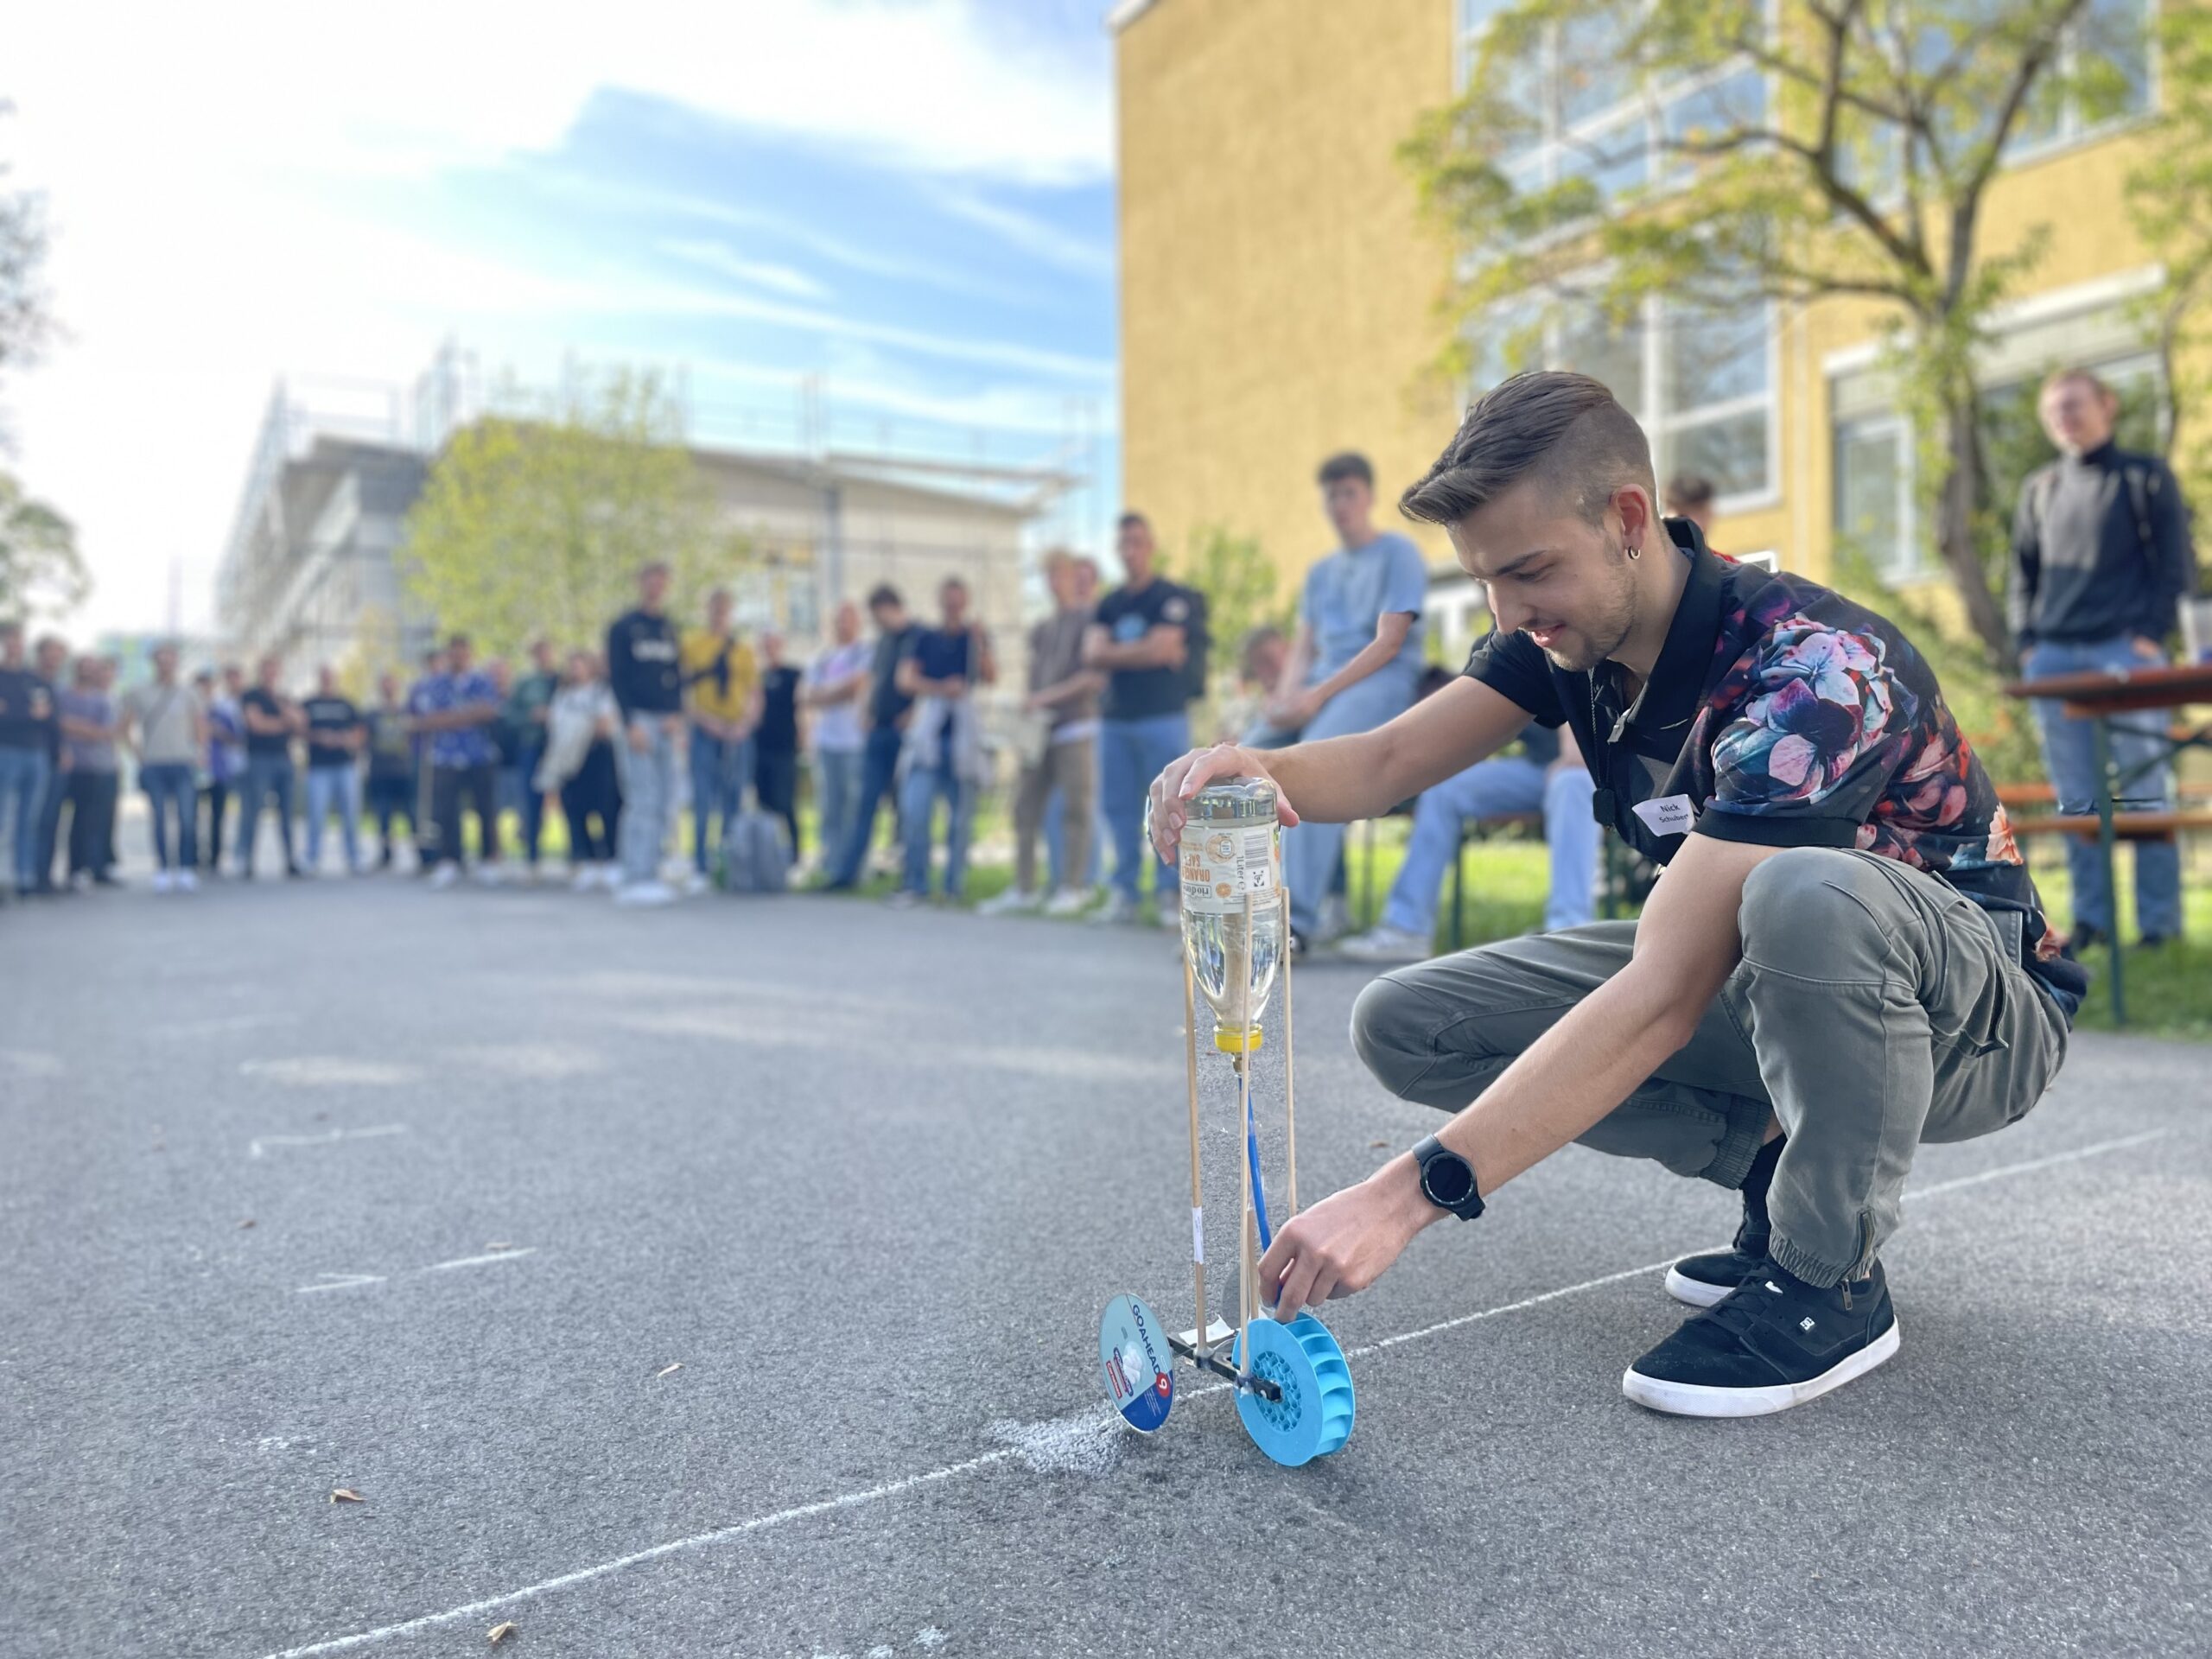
top-left (1631, 794), bottom-right (1696, 837)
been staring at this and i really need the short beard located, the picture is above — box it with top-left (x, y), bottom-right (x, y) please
top-left (1537, 526), bottom-right (1638, 672)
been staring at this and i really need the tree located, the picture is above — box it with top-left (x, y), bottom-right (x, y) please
top-left (2129, 9), bottom-right (2212, 524)
top-left (399, 367), bottom-right (747, 656)
top-left (1403, 0), bottom-right (2176, 671)
top-left (0, 100), bottom-right (79, 623)
top-left (1166, 523), bottom-right (1290, 683)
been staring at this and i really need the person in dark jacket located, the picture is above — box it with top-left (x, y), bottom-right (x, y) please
top-left (605, 560), bottom-right (685, 905)
top-left (2012, 366), bottom-right (2200, 949)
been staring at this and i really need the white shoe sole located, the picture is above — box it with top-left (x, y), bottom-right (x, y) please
top-left (1622, 1319), bottom-right (1901, 1418)
top-left (1663, 1266), bottom-right (1738, 1309)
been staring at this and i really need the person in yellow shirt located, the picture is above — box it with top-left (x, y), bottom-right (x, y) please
top-left (680, 587), bottom-right (760, 892)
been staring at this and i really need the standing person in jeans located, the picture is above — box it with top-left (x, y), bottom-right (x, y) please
top-left (891, 576), bottom-right (995, 907)
top-left (415, 635), bottom-right (504, 890)
top-left (1145, 370), bottom-right (2086, 1417)
top-left (121, 642), bottom-right (207, 893)
top-left (2012, 366), bottom-right (2199, 950)
top-left (405, 647), bottom-right (448, 871)
top-left (537, 649), bottom-right (625, 890)
top-left (236, 656), bottom-right (303, 880)
top-left (505, 640), bottom-right (559, 880)
top-left (196, 667), bottom-right (241, 874)
top-left (1262, 451), bottom-right (1431, 953)
top-left (803, 601), bottom-right (871, 878)
top-left (1086, 512), bottom-right (1208, 925)
top-left (0, 619), bottom-right (56, 903)
top-left (985, 550), bottom-right (1102, 918)
top-left (300, 666), bottom-right (366, 876)
top-left (680, 587), bottom-right (759, 894)
top-left (754, 632), bottom-right (803, 856)
top-left (821, 584), bottom-right (920, 891)
top-left (29, 635), bottom-right (71, 894)
top-left (364, 671), bottom-right (417, 868)
top-left (607, 561), bottom-right (686, 906)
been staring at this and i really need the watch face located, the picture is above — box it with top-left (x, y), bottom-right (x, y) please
top-left (1423, 1152), bottom-right (1474, 1208)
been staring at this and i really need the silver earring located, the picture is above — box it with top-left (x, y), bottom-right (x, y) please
top-left (1625, 539), bottom-right (1642, 561)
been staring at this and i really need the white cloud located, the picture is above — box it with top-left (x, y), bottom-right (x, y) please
top-left (928, 187), bottom-right (1116, 280)
top-left (656, 240), bottom-right (829, 302)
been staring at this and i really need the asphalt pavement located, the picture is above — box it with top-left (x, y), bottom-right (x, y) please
top-left (1, 868), bottom-right (2206, 1658)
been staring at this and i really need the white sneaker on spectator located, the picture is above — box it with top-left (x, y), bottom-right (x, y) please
top-left (571, 867), bottom-right (600, 893)
top-left (150, 870), bottom-right (174, 894)
top-left (1089, 892), bottom-right (1137, 925)
top-left (1043, 887), bottom-right (1092, 918)
top-left (683, 869), bottom-right (713, 896)
top-left (884, 888), bottom-right (925, 910)
top-left (979, 887), bottom-right (1041, 917)
top-left (429, 864), bottom-right (460, 890)
top-left (1337, 924), bottom-right (1431, 963)
top-left (1319, 893), bottom-right (1350, 944)
top-left (615, 879), bottom-right (677, 907)
top-left (175, 869), bottom-right (198, 893)
top-left (474, 863), bottom-right (505, 887)
top-left (1154, 890), bottom-right (1180, 928)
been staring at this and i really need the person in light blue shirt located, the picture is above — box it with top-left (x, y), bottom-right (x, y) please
top-left (1259, 452), bottom-right (1432, 949)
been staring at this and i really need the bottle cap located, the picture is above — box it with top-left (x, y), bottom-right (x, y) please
top-left (1214, 1024), bottom-right (1265, 1054)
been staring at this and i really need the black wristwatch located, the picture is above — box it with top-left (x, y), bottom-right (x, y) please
top-left (1412, 1135), bottom-right (1485, 1221)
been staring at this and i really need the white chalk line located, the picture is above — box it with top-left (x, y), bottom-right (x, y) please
top-left (249, 1125), bottom-right (410, 1160)
top-left (255, 1125), bottom-right (2175, 1658)
top-left (294, 1249), bottom-right (537, 1296)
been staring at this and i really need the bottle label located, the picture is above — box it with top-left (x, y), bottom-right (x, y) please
top-left (1179, 821), bottom-right (1278, 916)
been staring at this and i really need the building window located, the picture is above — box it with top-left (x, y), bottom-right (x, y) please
top-left (1832, 416), bottom-right (1921, 584)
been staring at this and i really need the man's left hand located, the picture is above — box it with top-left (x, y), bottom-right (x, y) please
top-left (1257, 1162), bottom-right (1436, 1321)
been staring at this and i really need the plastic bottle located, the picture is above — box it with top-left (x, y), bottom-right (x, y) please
top-left (1178, 779), bottom-right (1284, 1053)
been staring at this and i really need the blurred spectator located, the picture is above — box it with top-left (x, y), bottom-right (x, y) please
top-left (236, 654), bottom-right (303, 880)
top-left (802, 601), bottom-right (871, 878)
top-left (0, 619), bottom-right (56, 901)
top-left (416, 634), bottom-right (504, 890)
top-left (1222, 624), bottom-right (1291, 748)
top-left (56, 658), bottom-right (121, 887)
top-left (984, 550), bottom-right (1101, 917)
top-left (1263, 453), bottom-right (1427, 951)
top-left (485, 658), bottom-right (524, 868)
top-left (1662, 474), bottom-right (1717, 534)
top-left (537, 649), bottom-right (624, 890)
top-left (405, 647), bottom-right (448, 870)
top-left (1086, 512), bottom-right (1208, 925)
top-left (364, 671), bottom-right (417, 868)
top-left (755, 631), bottom-right (803, 856)
top-left (301, 665), bottom-right (366, 876)
top-left (680, 586), bottom-right (758, 896)
top-left (197, 666), bottom-right (244, 874)
top-left (30, 635), bottom-right (69, 893)
top-left (607, 561), bottom-right (685, 906)
top-left (892, 576), bottom-right (995, 906)
top-left (2013, 366), bottom-right (2199, 949)
top-left (122, 642), bottom-right (206, 892)
top-left (1045, 555), bottom-right (1109, 897)
top-left (821, 583), bottom-right (919, 891)
top-left (505, 639), bottom-right (560, 880)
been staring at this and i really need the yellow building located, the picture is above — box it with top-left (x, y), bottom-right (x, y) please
top-left (1114, 0), bottom-right (2169, 658)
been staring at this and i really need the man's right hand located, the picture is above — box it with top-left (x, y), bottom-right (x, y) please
top-left (1146, 743), bottom-right (1300, 862)
top-left (626, 722), bottom-right (651, 754)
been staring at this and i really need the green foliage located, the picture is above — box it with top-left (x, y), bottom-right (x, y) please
top-left (0, 467), bottom-right (86, 623)
top-left (1401, 0), bottom-right (2180, 670)
top-left (1166, 523), bottom-right (1293, 664)
top-left (2128, 7), bottom-right (2212, 524)
top-left (399, 368), bottom-right (746, 657)
top-left (0, 102), bottom-right (51, 399)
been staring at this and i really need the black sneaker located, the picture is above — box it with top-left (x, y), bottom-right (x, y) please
top-left (1666, 1133), bottom-right (1783, 1309)
top-left (2068, 920), bottom-right (2109, 953)
top-left (1624, 1259), bottom-right (1900, 1417)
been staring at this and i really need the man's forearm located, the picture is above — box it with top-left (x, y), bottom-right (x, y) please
top-left (1309, 634), bottom-right (1401, 706)
top-left (1261, 728), bottom-right (1406, 824)
top-left (1387, 961), bottom-right (1698, 1205)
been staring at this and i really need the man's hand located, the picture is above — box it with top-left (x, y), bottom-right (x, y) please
top-left (1258, 1161), bottom-right (1437, 1321)
top-left (660, 714), bottom-right (683, 740)
top-left (2132, 634), bottom-right (2165, 662)
top-left (626, 722), bottom-right (651, 754)
top-left (1144, 743), bottom-right (1300, 861)
top-left (1266, 687), bottom-right (1322, 728)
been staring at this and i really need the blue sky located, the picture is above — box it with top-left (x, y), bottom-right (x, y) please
top-left (9, 0), bottom-right (1122, 635)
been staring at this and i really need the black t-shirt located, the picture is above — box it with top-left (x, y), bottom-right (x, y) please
top-left (758, 664), bottom-right (801, 755)
top-left (302, 696), bottom-right (361, 767)
top-left (903, 629), bottom-right (975, 766)
top-left (0, 667), bottom-right (55, 752)
top-left (606, 608), bottom-right (682, 716)
top-left (1463, 518), bottom-right (2088, 1019)
top-left (1096, 579), bottom-right (1202, 721)
top-left (366, 704), bottom-right (413, 777)
top-left (241, 687), bottom-right (293, 759)
top-left (868, 624), bottom-right (921, 729)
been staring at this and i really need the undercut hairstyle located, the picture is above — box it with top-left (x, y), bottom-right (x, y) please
top-left (1316, 451), bottom-right (1375, 489)
top-left (866, 582), bottom-right (903, 611)
top-left (1663, 474), bottom-right (1716, 514)
top-left (1400, 371), bottom-right (1655, 529)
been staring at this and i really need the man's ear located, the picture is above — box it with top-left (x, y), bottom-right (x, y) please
top-left (1612, 484), bottom-right (1657, 551)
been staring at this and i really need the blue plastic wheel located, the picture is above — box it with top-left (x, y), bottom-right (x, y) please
top-left (1231, 1313), bottom-right (1355, 1466)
